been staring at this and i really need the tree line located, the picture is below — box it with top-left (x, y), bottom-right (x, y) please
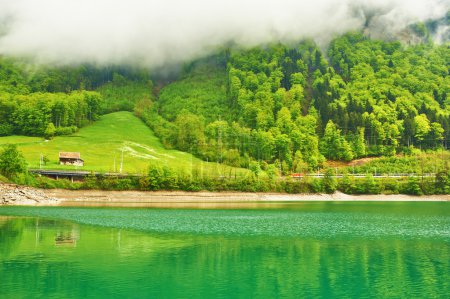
top-left (0, 91), bottom-right (102, 137)
top-left (0, 57), bottom-right (152, 138)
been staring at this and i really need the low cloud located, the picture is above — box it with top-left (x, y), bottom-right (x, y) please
top-left (0, 0), bottom-right (448, 67)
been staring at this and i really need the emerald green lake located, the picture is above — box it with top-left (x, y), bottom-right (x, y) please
top-left (0, 202), bottom-right (449, 298)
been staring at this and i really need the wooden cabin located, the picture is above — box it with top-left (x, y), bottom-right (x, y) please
top-left (291, 173), bottom-right (303, 179)
top-left (59, 152), bottom-right (84, 166)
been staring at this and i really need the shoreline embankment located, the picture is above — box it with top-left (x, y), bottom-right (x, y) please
top-left (1, 183), bottom-right (449, 207)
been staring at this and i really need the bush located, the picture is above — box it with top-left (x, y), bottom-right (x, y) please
top-left (0, 124), bottom-right (13, 136)
top-left (310, 178), bottom-right (323, 193)
top-left (38, 177), bottom-right (57, 189)
top-left (44, 123), bottom-right (56, 139)
top-left (283, 177), bottom-right (299, 194)
top-left (338, 174), bottom-right (355, 194)
top-left (435, 171), bottom-right (450, 194)
top-left (55, 126), bottom-right (78, 136)
top-left (114, 178), bottom-right (134, 190)
top-left (401, 177), bottom-right (423, 195)
top-left (323, 168), bottom-right (337, 194)
top-left (364, 174), bottom-right (381, 194)
top-left (420, 178), bottom-right (436, 195)
top-left (381, 179), bottom-right (399, 194)
top-left (82, 173), bottom-right (98, 189)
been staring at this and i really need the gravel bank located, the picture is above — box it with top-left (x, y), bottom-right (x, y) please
top-left (0, 183), bottom-right (58, 205)
top-left (1, 183), bottom-right (449, 207)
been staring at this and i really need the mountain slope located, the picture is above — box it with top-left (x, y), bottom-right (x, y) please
top-left (144, 34), bottom-right (449, 174)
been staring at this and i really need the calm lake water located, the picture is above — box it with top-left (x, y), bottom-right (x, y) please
top-left (0, 202), bottom-right (449, 298)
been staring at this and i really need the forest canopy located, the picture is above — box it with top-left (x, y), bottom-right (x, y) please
top-left (141, 33), bottom-right (449, 173)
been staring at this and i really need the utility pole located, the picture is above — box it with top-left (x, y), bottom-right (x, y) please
top-left (219, 115), bottom-right (223, 164)
top-left (114, 152), bottom-right (116, 173)
top-left (279, 154), bottom-right (282, 175)
top-left (120, 149), bottom-right (124, 174)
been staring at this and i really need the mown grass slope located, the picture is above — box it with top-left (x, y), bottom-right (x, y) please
top-left (0, 111), bottom-right (247, 176)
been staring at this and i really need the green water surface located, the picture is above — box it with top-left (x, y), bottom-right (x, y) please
top-left (0, 202), bottom-right (449, 298)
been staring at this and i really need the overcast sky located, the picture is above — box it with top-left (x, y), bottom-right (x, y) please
top-left (0, 0), bottom-right (448, 67)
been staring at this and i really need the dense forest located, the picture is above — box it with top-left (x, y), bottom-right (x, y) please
top-left (142, 33), bottom-right (449, 174)
top-left (0, 31), bottom-right (449, 176)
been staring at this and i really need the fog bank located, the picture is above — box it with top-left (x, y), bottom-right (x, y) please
top-left (0, 0), bottom-right (448, 67)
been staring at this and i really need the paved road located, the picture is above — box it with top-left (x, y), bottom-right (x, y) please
top-left (30, 169), bottom-right (141, 179)
top-left (30, 169), bottom-right (436, 180)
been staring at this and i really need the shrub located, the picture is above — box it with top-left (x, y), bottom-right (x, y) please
top-left (401, 177), bottom-right (423, 195)
top-left (364, 174), bottom-right (381, 194)
top-left (338, 174), bottom-right (355, 194)
top-left (435, 171), bottom-right (450, 194)
top-left (55, 126), bottom-right (78, 136)
top-left (310, 178), bottom-right (323, 193)
top-left (381, 179), bottom-right (399, 194)
top-left (323, 168), bottom-right (337, 194)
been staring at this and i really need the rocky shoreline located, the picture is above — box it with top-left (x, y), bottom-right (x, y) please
top-left (0, 183), bottom-right (58, 205)
top-left (1, 182), bottom-right (449, 207)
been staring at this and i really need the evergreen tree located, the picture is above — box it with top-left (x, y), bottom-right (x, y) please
top-left (353, 127), bottom-right (367, 158)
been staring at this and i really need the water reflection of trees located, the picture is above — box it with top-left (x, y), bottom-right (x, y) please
top-left (0, 217), bottom-right (25, 257)
top-left (0, 216), bottom-right (448, 298)
top-left (139, 236), bottom-right (448, 298)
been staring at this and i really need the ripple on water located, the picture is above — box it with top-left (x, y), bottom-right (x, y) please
top-left (0, 202), bottom-right (449, 298)
top-left (0, 202), bottom-right (449, 240)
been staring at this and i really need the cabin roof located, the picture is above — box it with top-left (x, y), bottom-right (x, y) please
top-left (59, 152), bottom-right (81, 159)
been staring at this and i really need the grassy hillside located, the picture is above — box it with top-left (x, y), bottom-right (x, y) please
top-left (0, 111), bottom-right (247, 176)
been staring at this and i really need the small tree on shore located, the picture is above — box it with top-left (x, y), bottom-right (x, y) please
top-left (0, 144), bottom-right (27, 179)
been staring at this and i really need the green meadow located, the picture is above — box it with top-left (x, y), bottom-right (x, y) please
top-left (0, 111), bottom-right (247, 176)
